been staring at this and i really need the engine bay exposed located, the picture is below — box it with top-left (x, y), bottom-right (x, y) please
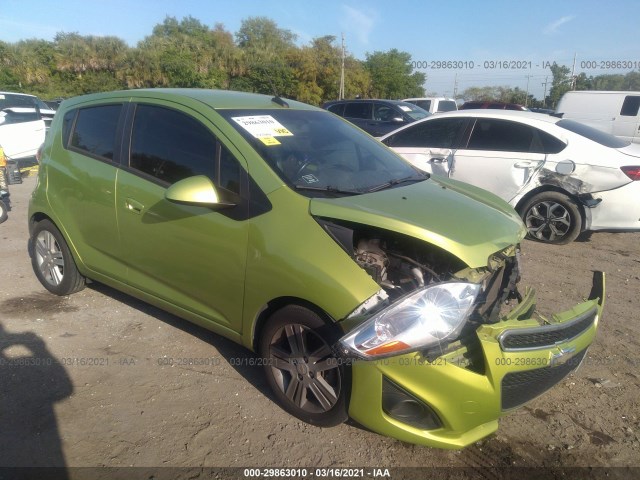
top-left (317, 218), bottom-right (522, 325)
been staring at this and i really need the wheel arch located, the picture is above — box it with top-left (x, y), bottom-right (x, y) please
top-left (250, 296), bottom-right (337, 353)
top-left (515, 185), bottom-right (587, 231)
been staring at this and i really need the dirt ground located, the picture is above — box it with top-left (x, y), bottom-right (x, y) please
top-left (1, 175), bottom-right (639, 477)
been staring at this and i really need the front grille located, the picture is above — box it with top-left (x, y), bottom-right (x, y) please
top-left (499, 306), bottom-right (597, 350)
top-left (501, 349), bottom-right (586, 410)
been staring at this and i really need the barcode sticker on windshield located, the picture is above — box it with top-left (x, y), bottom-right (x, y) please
top-left (232, 115), bottom-right (293, 138)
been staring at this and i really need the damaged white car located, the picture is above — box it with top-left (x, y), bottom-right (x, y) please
top-left (380, 110), bottom-right (640, 244)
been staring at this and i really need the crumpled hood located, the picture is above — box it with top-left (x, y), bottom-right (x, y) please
top-left (310, 176), bottom-right (527, 268)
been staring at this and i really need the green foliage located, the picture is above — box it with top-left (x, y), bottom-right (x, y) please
top-left (364, 49), bottom-right (425, 99)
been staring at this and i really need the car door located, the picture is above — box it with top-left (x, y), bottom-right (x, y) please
top-left (450, 118), bottom-right (546, 203)
top-left (343, 102), bottom-right (374, 133)
top-left (383, 117), bottom-right (468, 176)
top-left (116, 101), bottom-right (249, 333)
top-left (47, 103), bottom-right (126, 282)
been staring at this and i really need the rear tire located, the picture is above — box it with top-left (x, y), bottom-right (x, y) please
top-left (0, 200), bottom-right (7, 224)
top-left (259, 305), bottom-right (349, 427)
top-left (31, 219), bottom-right (85, 295)
top-left (519, 191), bottom-right (582, 245)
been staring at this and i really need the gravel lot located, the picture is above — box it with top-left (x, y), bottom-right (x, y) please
top-left (1, 175), bottom-right (639, 478)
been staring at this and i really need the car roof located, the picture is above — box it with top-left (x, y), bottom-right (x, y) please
top-left (414, 109), bottom-right (560, 124)
top-left (402, 97), bottom-right (455, 101)
top-left (0, 91), bottom-right (37, 98)
top-left (378, 109), bottom-right (563, 140)
top-left (60, 88), bottom-right (321, 111)
top-left (323, 99), bottom-right (413, 106)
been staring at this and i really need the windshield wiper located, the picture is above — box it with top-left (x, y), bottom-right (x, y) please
top-left (295, 185), bottom-right (362, 195)
top-left (364, 174), bottom-right (428, 193)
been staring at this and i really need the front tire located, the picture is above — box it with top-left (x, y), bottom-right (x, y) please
top-left (31, 219), bottom-right (85, 295)
top-left (519, 191), bottom-right (582, 245)
top-left (259, 305), bottom-right (349, 427)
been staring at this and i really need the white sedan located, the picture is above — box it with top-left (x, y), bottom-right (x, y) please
top-left (380, 110), bottom-right (640, 244)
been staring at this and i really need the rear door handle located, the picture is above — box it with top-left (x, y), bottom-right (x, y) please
top-left (125, 198), bottom-right (144, 214)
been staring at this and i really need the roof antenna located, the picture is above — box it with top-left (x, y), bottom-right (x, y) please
top-left (261, 64), bottom-right (289, 108)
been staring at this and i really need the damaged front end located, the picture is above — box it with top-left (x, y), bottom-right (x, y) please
top-left (321, 219), bottom-right (604, 448)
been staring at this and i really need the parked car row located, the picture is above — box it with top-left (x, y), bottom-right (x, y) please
top-left (380, 110), bottom-right (640, 244)
top-left (28, 88), bottom-right (605, 449)
top-left (322, 95), bottom-right (640, 244)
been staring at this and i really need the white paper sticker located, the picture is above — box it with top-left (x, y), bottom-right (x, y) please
top-left (399, 106), bottom-right (412, 112)
top-left (232, 115), bottom-right (293, 138)
top-left (0, 95), bottom-right (5, 100)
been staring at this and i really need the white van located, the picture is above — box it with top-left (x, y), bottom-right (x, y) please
top-left (556, 91), bottom-right (640, 143)
top-left (402, 97), bottom-right (458, 114)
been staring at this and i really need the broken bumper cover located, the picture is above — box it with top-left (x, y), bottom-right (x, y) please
top-left (345, 272), bottom-right (605, 449)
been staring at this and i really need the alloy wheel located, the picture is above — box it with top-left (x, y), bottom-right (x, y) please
top-left (525, 200), bottom-right (572, 242)
top-left (267, 323), bottom-right (341, 414)
top-left (34, 230), bottom-right (65, 287)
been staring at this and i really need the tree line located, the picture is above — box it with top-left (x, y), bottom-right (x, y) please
top-left (0, 16), bottom-right (425, 105)
top-left (1, 15), bottom-right (638, 108)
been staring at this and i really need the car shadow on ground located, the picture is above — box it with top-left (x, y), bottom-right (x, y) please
top-left (87, 282), bottom-right (277, 404)
top-left (0, 322), bottom-right (71, 477)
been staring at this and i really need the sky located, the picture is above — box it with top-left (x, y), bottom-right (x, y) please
top-left (1, 0), bottom-right (639, 100)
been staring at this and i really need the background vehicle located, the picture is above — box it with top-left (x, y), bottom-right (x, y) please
top-left (381, 110), bottom-right (640, 244)
top-left (460, 101), bottom-right (528, 111)
top-left (556, 91), bottom-right (640, 143)
top-left (322, 99), bottom-right (429, 137)
top-left (29, 89), bottom-right (603, 448)
top-left (0, 146), bottom-right (10, 223)
top-left (0, 92), bottom-right (46, 161)
top-left (402, 97), bottom-right (458, 113)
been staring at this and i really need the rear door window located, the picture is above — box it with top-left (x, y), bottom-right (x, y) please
top-left (467, 119), bottom-right (535, 152)
top-left (344, 102), bottom-right (372, 120)
top-left (69, 105), bottom-right (122, 161)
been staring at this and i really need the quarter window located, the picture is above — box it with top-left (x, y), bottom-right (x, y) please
top-left (70, 105), bottom-right (122, 160)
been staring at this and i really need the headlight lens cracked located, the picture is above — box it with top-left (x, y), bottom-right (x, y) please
top-left (340, 282), bottom-right (481, 358)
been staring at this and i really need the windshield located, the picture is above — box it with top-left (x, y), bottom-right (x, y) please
top-left (556, 119), bottom-right (631, 148)
top-left (220, 109), bottom-right (425, 196)
top-left (396, 102), bottom-right (430, 120)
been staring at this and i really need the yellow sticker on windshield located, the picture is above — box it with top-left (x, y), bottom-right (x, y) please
top-left (259, 136), bottom-right (281, 146)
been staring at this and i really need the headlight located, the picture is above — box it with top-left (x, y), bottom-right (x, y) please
top-left (339, 282), bottom-right (480, 359)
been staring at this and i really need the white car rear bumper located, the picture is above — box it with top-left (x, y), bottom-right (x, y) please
top-left (587, 181), bottom-right (640, 231)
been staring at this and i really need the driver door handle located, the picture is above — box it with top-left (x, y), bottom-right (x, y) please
top-left (429, 157), bottom-right (447, 164)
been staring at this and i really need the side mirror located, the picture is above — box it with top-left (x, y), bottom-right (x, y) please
top-left (165, 175), bottom-right (236, 209)
top-left (391, 117), bottom-right (404, 123)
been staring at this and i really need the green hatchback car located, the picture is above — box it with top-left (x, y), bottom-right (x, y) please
top-left (28, 89), bottom-right (604, 448)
